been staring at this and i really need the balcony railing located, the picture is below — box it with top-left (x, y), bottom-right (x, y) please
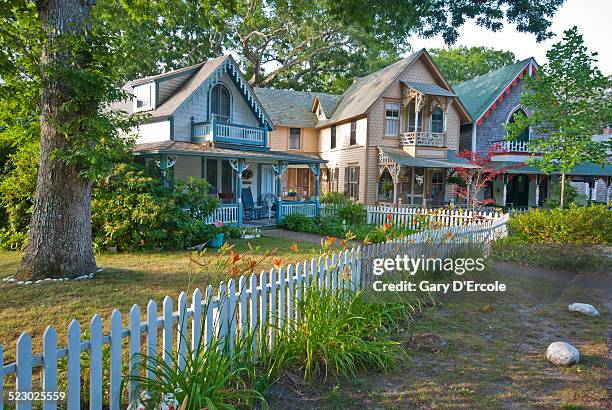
top-left (400, 131), bottom-right (446, 147)
top-left (192, 121), bottom-right (266, 146)
top-left (493, 140), bottom-right (533, 153)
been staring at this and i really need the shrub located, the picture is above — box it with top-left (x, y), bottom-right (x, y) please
top-left (280, 213), bottom-right (317, 232)
top-left (337, 201), bottom-right (366, 225)
top-left (507, 204), bottom-right (612, 244)
top-left (320, 191), bottom-right (350, 205)
top-left (92, 163), bottom-right (219, 251)
top-left (544, 183), bottom-right (584, 208)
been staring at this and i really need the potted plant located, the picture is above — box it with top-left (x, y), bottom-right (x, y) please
top-left (209, 220), bottom-right (225, 248)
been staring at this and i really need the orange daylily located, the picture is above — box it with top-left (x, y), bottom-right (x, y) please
top-left (229, 251), bottom-right (241, 263)
top-left (290, 243), bottom-right (299, 252)
top-left (272, 258), bottom-right (283, 269)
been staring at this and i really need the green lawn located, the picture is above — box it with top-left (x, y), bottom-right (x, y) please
top-left (0, 237), bottom-right (322, 362)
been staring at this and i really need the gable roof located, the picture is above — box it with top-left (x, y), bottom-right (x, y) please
top-left (254, 87), bottom-right (341, 128)
top-left (116, 55), bottom-right (274, 129)
top-left (454, 58), bottom-right (535, 123)
top-left (401, 81), bottom-right (456, 97)
top-left (324, 50), bottom-right (425, 125)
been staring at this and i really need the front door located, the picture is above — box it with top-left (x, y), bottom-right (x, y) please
top-left (508, 174), bottom-right (529, 207)
top-left (261, 165), bottom-right (275, 195)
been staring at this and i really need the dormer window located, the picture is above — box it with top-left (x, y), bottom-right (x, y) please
top-left (211, 83), bottom-right (231, 123)
top-left (134, 83), bottom-right (155, 112)
top-left (431, 108), bottom-right (444, 133)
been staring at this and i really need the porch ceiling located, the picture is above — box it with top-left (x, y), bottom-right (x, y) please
top-left (493, 161), bottom-right (612, 176)
top-left (379, 147), bottom-right (479, 169)
top-left (133, 141), bottom-right (326, 164)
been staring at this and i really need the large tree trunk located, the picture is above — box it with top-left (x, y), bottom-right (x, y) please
top-left (18, 0), bottom-right (97, 280)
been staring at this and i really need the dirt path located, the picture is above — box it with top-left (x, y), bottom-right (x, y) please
top-left (263, 229), bottom-right (361, 248)
top-left (265, 262), bottom-right (611, 409)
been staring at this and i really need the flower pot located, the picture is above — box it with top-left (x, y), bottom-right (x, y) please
top-left (209, 233), bottom-right (224, 248)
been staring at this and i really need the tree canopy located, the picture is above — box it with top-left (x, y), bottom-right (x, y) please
top-left (430, 47), bottom-right (517, 84)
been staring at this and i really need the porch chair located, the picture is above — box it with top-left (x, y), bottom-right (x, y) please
top-left (242, 187), bottom-right (263, 220)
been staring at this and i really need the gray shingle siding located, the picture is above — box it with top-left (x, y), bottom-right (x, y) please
top-left (459, 124), bottom-right (472, 151)
top-left (475, 79), bottom-right (525, 153)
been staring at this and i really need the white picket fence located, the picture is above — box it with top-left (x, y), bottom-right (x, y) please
top-left (320, 204), bottom-right (501, 227)
top-left (0, 214), bottom-right (509, 409)
top-left (203, 204), bottom-right (239, 224)
top-left (282, 202), bottom-right (317, 217)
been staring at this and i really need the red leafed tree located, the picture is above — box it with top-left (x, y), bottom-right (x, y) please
top-left (453, 144), bottom-right (521, 211)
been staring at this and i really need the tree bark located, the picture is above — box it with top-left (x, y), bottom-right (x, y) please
top-left (18, 0), bottom-right (97, 280)
top-left (560, 172), bottom-right (566, 209)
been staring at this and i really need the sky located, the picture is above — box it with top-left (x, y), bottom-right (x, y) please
top-left (409, 0), bottom-right (611, 74)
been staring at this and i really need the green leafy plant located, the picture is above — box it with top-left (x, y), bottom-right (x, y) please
top-left (320, 192), bottom-right (350, 205)
top-left (543, 182), bottom-right (582, 208)
top-left (337, 202), bottom-right (366, 225)
top-left (506, 204), bottom-right (612, 244)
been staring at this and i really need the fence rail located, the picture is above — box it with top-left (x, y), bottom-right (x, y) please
top-left (1, 215), bottom-right (509, 409)
top-left (319, 204), bottom-right (502, 227)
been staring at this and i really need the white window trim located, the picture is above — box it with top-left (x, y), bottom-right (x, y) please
top-left (133, 82), bottom-right (156, 112)
top-left (430, 107), bottom-right (444, 134)
top-left (288, 128), bottom-right (302, 150)
top-left (209, 82), bottom-right (233, 123)
top-left (385, 102), bottom-right (400, 137)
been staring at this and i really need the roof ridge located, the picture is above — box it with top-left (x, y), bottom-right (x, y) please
top-left (254, 87), bottom-right (342, 98)
top-left (128, 55), bottom-right (229, 86)
top-left (455, 57), bottom-right (532, 88)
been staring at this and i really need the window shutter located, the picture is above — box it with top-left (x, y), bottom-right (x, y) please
top-left (344, 167), bottom-right (349, 195)
top-left (355, 166), bottom-right (360, 201)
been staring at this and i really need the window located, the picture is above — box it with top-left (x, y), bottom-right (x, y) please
top-left (350, 120), bottom-right (357, 145)
top-left (327, 167), bottom-right (339, 192)
top-left (330, 126), bottom-right (337, 149)
top-left (345, 166), bottom-right (360, 201)
top-left (385, 102), bottom-right (400, 136)
top-left (211, 84), bottom-right (231, 123)
top-left (134, 83), bottom-right (154, 111)
top-left (289, 128), bottom-right (301, 150)
top-left (508, 107), bottom-right (530, 142)
top-left (206, 159), bottom-right (218, 193)
top-left (431, 108), bottom-right (444, 133)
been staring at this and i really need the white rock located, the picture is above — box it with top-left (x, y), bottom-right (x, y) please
top-left (17, 281), bottom-right (24, 285)
top-left (45, 278), bottom-right (52, 281)
top-left (546, 342), bottom-right (580, 366)
top-left (568, 303), bottom-right (599, 317)
top-left (8, 277), bottom-right (16, 282)
top-left (35, 280), bottom-right (43, 284)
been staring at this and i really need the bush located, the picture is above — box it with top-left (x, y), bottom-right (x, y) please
top-left (280, 213), bottom-right (317, 232)
top-left (507, 204), bottom-right (612, 244)
top-left (337, 201), bottom-right (366, 225)
top-left (544, 182), bottom-right (584, 208)
top-left (320, 192), bottom-right (350, 205)
top-left (92, 163), bottom-right (219, 251)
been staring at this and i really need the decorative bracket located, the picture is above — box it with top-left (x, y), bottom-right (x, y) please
top-left (272, 161), bottom-right (288, 176)
top-left (308, 163), bottom-right (320, 177)
top-left (229, 159), bottom-right (249, 173)
top-left (155, 155), bottom-right (177, 170)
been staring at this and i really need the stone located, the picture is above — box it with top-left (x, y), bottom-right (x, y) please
top-left (568, 303), bottom-right (599, 317)
top-left (546, 342), bottom-right (579, 366)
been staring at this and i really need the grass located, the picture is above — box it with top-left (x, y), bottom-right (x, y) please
top-left (264, 262), bottom-right (610, 409)
top-left (0, 236), bottom-right (321, 362)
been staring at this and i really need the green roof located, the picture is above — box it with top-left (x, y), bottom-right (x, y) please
top-left (254, 87), bottom-right (341, 128)
top-left (401, 81), bottom-right (456, 97)
top-left (454, 58), bottom-right (533, 121)
top-left (493, 161), bottom-right (612, 176)
top-left (379, 147), bottom-right (479, 169)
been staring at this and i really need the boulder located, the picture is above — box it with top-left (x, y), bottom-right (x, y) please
top-left (568, 303), bottom-right (599, 317)
top-left (546, 342), bottom-right (579, 366)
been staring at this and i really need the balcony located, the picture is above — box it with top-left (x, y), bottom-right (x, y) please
top-left (400, 131), bottom-right (446, 147)
top-left (493, 140), bottom-right (534, 153)
top-left (192, 120), bottom-right (266, 147)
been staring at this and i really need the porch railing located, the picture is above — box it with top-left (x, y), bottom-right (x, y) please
top-left (400, 131), bottom-right (446, 147)
top-left (282, 202), bottom-right (317, 217)
top-left (191, 121), bottom-right (265, 146)
top-left (493, 140), bottom-right (533, 153)
top-left (204, 204), bottom-right (239, 224)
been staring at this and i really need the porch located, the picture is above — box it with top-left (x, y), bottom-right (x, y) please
top-left (133, 141), bottom-right (325, 226)
top-left (376, 147), bottom-right (478, 207)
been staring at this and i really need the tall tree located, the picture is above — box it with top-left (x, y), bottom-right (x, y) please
top-left (507, 27), bottom-right (612, 208)
top-left (430, 47), bottom-right (516, 84)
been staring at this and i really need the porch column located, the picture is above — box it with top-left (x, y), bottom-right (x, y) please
top-left (535, 174), bottom-right (541, 207)
top-left (393, 165), bottom-right (399, 206)
top-left (235, 159), bottom-right (246, 227)
top-left (160, 154), bottom-right (168, 187)
top-left (502, 174), bottom-right (508, 207)
top-left (274, 161), bottom-right (288, 223)
top-left (309, 163), bottom-right (321, 216)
